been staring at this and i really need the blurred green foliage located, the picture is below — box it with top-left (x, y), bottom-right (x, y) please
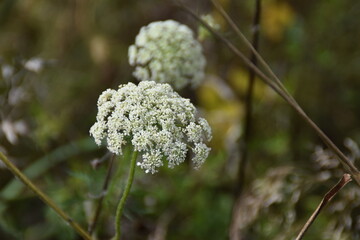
top-left (1, 0), bottom-right (360, 239)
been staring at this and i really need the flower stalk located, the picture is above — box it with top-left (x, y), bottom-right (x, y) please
top-left (114, 150), bottom-right (139, 240)
top-left (235, 0), bottom-right (262, 197)
top-left (0, 151), bottom-right (92, 240)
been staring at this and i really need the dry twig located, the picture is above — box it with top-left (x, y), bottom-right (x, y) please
top-left (88, 153), bottom-right (116, 234)
top-left (235, 0), bottom-right (262, 197)
top-left (0, 152), bottom-right (92, 240)
top-left (295, 174), bottom-right (352, 240)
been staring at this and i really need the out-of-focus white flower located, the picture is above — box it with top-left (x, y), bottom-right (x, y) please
top-left (128, 20), bottom-right (206, 90)
top-left (24, 58), bottom-right (45, 73)
top-left (90, 81), bottom-right (212, 174)
top-left (198, 14), bottom-right (220, 41)
top-left (1, 64), bottom-right (14, 80)
top-left (1, 120), bottom-right (28, 144)
top-left (23, 57), bottom-right (56, 73)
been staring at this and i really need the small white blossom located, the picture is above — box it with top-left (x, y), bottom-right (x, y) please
top-left (138, 150), bottom-right (164, 174)
top-left (1, 64), bottom-right (14, 80)
top-left (202, 15), bottom-right (220, 29)
top-left (24, 58), bottom-right (44, 73)
top-left (192, 143), bottom-right (211, 169)
top-left (185, 122), bottom-right (203, 143)
top-left (198, 117), bottom-right (212, 141)
top-left (90, 81), bottom-right (212, 173)
top-left (128, 20), bottom-right (206, 90)
top-left (23, 57), bottom-right (56, 73)
top-left (198, 14), bottom-right (220, 41)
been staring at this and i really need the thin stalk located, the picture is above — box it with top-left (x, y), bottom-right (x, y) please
top-left (88, 153), bottom-right (116, 234)
top-left (235, 0), bottom-right (262, 196)
top-left (113, 150), bottom-right (139, 240)
top-left (177, 3), bottom-right (360, 187)
top-left (295, 174), bottom-right (352, 240)
top-left (0, 151), bottom-right (92, 240)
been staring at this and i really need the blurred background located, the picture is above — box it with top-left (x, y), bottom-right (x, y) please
top-left (1, 0), bottom-right (360, 239)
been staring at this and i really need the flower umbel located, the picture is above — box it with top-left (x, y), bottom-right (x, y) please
top-left (128, 20), bottom-right (206, 90)
top-left (90, 81), bottom-right (212, 173)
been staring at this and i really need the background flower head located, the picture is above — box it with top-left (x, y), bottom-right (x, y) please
top-left (90, 81), bottom-right (212, 173)
top-left (128, 20), bottom-right (206, 90)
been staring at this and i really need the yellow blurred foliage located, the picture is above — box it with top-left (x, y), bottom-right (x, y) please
top-left (209, 0), bottom-right (230, 31)
top-left (262, 1), bottom-right (295, 41)
top-left (198, 80), bottom-right (243, 149)
top-left (228, 67), bottom-right (267, 100)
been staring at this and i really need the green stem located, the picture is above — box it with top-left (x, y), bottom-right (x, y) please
top-left (0, 151), bottom-right (92, 240)
top-left (114, 150), bottom-right (138, 240)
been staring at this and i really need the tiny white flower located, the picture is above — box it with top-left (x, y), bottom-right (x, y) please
top-left (128, 45), bottom-right (137, 65)
top-left (24, 58), bottom-right (44, 73)
top-left (198, 117), bottom-right (212, 141)
top-left (198, 14), bottom-right (220, 41)
top-left (185, 122), bottom-right (203, 143)
top-left (23, 57), bottom-right (56, 73)
top-left (128, 20), bottom-right (206, 90)
top-left (90, 81), bottom-right (212, 173)
top-left (138, 150), bottom-right (163, 174)
top-left (1, 64), bottom-right (14, 80)
top-left (192, 143), bottom-right (211, 169)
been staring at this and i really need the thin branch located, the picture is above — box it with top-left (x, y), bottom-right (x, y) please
top-left (90, 151), bottom-right (112, 169)
top-left (176, 2), bottom-right (360, 186)
top-left (235, 0), bottom-right (262, 197)
top-left (295, 174), bottom-right (352, 240)
top-left (0, 151), bottom-right (92, 240)
top-left (88, 153), bottom-right (116, 234)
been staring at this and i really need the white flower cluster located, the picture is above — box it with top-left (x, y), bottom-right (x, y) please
top-left (90, 81), bottom-right (212, 174)
top-left (128, 20), bottom-right (206, 90)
